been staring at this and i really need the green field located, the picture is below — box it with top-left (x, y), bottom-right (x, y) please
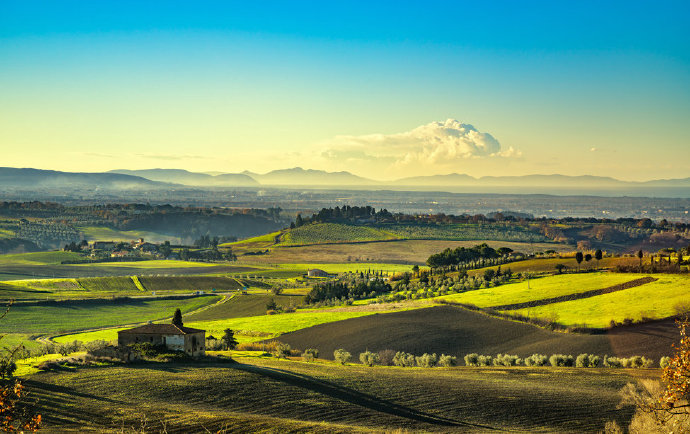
top-left (26, 357), bottom-right (640, 432)
top-left (509, 274), bottom-right (690, 328)
top-left (69, 259), bottom-right (222, 268)
top-left (438, 272), bottom-right (642, 308)
top-left (0, 295), bottom-right (221, 335)
top-left (0, 251), bottom-right (83, 265)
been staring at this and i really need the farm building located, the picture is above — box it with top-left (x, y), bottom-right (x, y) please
top-left (307, 268), bottom-right (329, 278)
top-left (117, 323), bottom-right (206, 357)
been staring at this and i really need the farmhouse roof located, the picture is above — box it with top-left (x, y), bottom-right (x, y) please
top-left (118, 324), bottom-right (205, 335)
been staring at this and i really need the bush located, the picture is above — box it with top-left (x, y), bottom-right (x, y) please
top-left (623, 356), bottom-right (654, 368)
top-left (359, 350), bottom-right (380, 367)
top-left (393, 351), bottom-right (416, 367)
top-left (205, 338), bottom-right (224, 351)
top-left (438, 354), bottom-right (457, 367)
top-left (576, 353), bottom-right (591, 368)
top-left (660, 356), bottom-right (671, 368)
top-left (416, 353), bottom-right (438, 368)
top-left (334, 348), bottom-right (351, 365)
top-left (603, 355), bottom-right (623, 368)
top-left (84, 340), bottom-right (108, 353)
top-left (549, 354), bottom-right (574, 367)
top-left (588, 354), bottom-right (601, 367)
top-left (272, 342), bottom-right (291, 358)
top-left (302, 348), bottom-right (319, 362)
top-left (464, 353), bottom-right (479, 366)
top-left (493, 354), bottom-right (522, 366)
top-left (524, 353), bottom-right (548, 367)
top-left (377, 349), bottom-right (396, 366)
top-left (477, 355), bottom-right (493, 366)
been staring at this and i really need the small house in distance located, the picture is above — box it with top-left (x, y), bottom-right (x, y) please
top-left (117, 323), bottom-right (206, 357)
top-left (307, 268), bottom-right (329, 278)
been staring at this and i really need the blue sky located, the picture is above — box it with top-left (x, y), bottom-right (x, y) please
top-left (1, 1), bottom-right (688, 180)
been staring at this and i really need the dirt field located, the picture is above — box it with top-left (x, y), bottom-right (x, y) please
top-left (276, 305), bottom-right (679, 361)
top-left (27, 357), bottom-right (641, 432)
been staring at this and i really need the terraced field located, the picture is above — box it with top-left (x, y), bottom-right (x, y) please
top-left (26, 357), bottom-right (641, 432)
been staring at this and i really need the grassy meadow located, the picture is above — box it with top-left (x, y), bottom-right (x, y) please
top-left (509, 274), bottom-right (690, 328)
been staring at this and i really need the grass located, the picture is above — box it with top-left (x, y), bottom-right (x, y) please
top-left (508, 274), bottom-right (690, 328)
top-left (221, 231), bottom-right (282, 248)
top-left (438, 272), bottom-right (643, 308)
top-left (0, 251), bottom-right (83, 265)
top-left (0, 295), bottom-right (222, 335)
top-left (26, 357), bottom-right (640, 432)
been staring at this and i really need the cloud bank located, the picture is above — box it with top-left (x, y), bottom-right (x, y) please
top-left (320, 119), bottom-right (520, 173)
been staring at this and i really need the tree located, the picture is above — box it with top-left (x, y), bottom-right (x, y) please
top-left (266, 299), bottom-right (277, 311)
top-left (0, 302), bottom-right (41, 431)
top-left (584, 254), bottom-right (592, 269)
top-left (221, 329), bottom-right (238, 350)
top-left (637, 249), bottom-right (644, 272)
top-left (171, 308), bottom-right (183, 327)
top-left (575, 252), bottom-right (584, 272)
top-left (594, 249), bottom-right (603, 269)
top-left (555, 264), bottom-right (566, 274)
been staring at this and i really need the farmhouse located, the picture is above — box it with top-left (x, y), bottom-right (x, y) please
top-left (307, 268), bottom-right (329, 278)
top-left (117, 323), bottom-right (206, 357)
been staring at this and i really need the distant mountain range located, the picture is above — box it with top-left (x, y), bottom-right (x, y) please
top-left (2, 167), bottom-right (689, 192)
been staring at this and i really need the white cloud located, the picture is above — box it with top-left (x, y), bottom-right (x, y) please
top-left (320, 119), bottom-right (518, 171)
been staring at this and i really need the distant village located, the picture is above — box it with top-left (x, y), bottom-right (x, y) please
top-left (63, 237), bottom-right (236, 262)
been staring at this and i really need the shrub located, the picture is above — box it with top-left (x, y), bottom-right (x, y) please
top-left (393, 351), bottom-right (416, 367)
top-left (660, 356), bottom-right (671, 368)
top-left (588, 354), bottom-right (601, 367)
top-left (603, 355), bottom-right (623, 368)
top-left (84, 340), bottom-right (108, 353)
top-left (438, 354), bottom-right (457, 367)
top-left (377, 349), bottom-right (396, 366)
top-left (524, 354), bottom-right (548, 367)
top-left (359, 351), bottom-right (380, 367)
top-left (236, 340), bottom-right (279, 352)
top-left (549, 354), bottom-right (574, 367)
top-left (493, 354), bottom-right (522, 366)
top-left (266, 309), bottom-right (277, 315)
top-left (272, 342), bottom-right (291, 358)
top-left (302, 348), bottom-right (319, 362)
top-left (623, 356), bottom-right (654, 368)
top-left (334, 348), bottom-right (351, 365)
top-left (477, 355), bottom-right (493, 366)
top-left (205, 338), bottom-right (224, 351)
top-left (416, 353), bottom-right (438, 368)
top-left (464, 353), bottom-right (479, 366)
top-left (576, 353), bottom-right (591, 368)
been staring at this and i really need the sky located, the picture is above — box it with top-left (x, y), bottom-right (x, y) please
top-left (1, 1), bottom-right (689, 181)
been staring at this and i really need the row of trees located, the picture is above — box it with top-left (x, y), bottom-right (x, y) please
top-left (305, 278), bottom-right (392, 304)
top-left (426, 243), bottom-right (513, 269)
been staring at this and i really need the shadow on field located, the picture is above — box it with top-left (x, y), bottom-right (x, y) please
top-left (231, 362), bottom-right (500, 430)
